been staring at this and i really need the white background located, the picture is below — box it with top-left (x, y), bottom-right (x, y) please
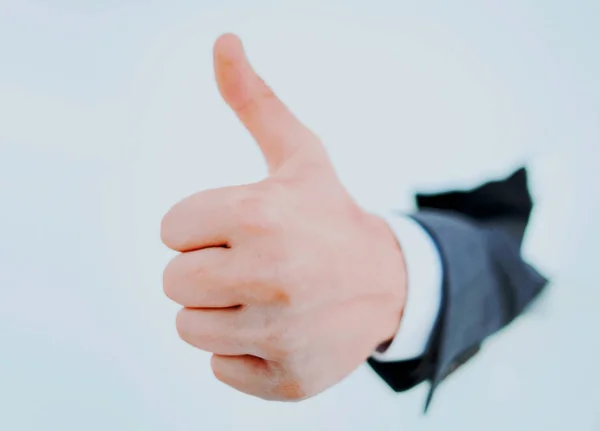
top-left (1, 1), bottom-right (599, 430)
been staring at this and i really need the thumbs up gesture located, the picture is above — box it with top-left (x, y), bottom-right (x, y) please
top-left (161, 34), bottom-right (407, 401)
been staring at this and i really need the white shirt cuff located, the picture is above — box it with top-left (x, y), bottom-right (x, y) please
top-left (371, 214), bottom-right (443, 361)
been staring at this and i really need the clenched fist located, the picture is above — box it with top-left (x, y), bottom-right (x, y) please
top-left (161, 34), bottom-right (407, 401)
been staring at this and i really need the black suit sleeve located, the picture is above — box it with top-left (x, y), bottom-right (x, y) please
top-left (367, 167), bottom-right (548, 412)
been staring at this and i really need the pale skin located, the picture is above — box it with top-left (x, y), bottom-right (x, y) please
top-left (161, 33), bottom-right (407, 401)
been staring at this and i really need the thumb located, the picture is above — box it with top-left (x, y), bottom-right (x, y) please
top-left (213, 33), bottom-right (323, 174)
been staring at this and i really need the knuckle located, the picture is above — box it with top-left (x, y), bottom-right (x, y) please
top-left (260, 255), bottom-right (296, 305)
top-left (248, 254), bottom-right (295, 306)
top-left (269, 364), bottom-right (307, 401)
top-left (236, 190), bottom-right (282, 234)
top-left (261, 323), bottom-right (298, 361)
top-left (160, 200), bottom-right (192, 251)
top-left (210, 356), bottom-right (229, 384)
top-left (162, 255), bottom-right (181, 301)
top-left (275, 378), bottom-right (306, 401)
top-left (263, 284), bottom-right (292, 306)
top-left (160, 211), bottom-right (178, 249)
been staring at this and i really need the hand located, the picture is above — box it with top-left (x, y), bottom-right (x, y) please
top-left (161, 33), bottom-right (407, 401)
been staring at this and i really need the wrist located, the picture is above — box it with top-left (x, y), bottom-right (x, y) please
top-left (365, 213), bottom-right (408, 350)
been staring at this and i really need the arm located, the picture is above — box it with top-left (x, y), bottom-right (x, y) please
top-left (368, 167), bottom-right (548, 411)
top-left (162, 34), bottom-right (546, 405)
